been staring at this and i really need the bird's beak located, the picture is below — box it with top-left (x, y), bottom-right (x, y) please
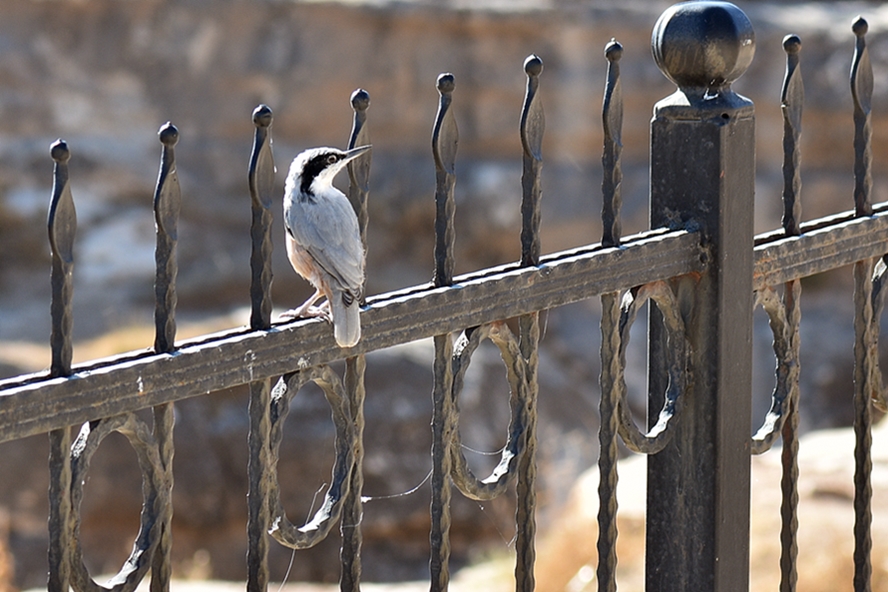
top-left (342, 145), bottom-right (371, 163)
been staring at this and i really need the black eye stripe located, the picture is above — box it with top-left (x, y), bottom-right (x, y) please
top-left (299, 152), bottom-right (342, 196)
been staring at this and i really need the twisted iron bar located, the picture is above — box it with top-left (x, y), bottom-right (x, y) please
top-left (46, 129), bottom-right (180, 592)
top-left (47, 139), bottom-right (75, 592)
top-left (601, 40), bottom-right (623, 250)
top-left (151, 122), bottom-right (180, 592)
top-left (248, 104), bottom-right (275, 331)
top-left (520, 55), bottom-right (544, 267)
top-left (751, 31), bottom-right (803, 452)
top-left (429, 71), bottom-right (458, 592)
top-left (597, 38), bottom-right (623, 592)
top-left (342, 88), bottom-right (372, 592)
top-left (762, 34), bottom-right (804, 592)
top-left (246, 103), bottom-right (275, 592)
top-left (515, 54), bottom-right (544, 592)
top-left (851, 16), bottom-right (875, 592)
top-left (153, 123), bottom-right (181, 354)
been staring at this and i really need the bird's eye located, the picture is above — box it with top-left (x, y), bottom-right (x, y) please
top-left (327, 154), bottom-right (339, 165)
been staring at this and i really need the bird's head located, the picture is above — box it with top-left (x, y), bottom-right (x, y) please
top-left (285, 145), bottom-right (371, 199)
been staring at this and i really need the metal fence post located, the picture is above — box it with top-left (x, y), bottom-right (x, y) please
top-left (646, 3), bottom-right (755, 591)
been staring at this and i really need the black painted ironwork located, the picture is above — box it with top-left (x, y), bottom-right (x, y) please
top-left (429, 71), bottom-right (458, 592)
top-left (2, 2), bottom-right (888, 591)
top-left (47, 139), bottom-right (75, 592)
top-left (851, 16), bottom-right (876, 592)
top-left (646, 4), bottom-right (756, 590)
top-left (246, 105), bottom-right (274, 592)
top-left (342, 88), bottom-right (371, 592)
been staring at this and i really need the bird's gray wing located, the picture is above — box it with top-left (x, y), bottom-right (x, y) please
top-left (288, 196), bottom-right (364, 296)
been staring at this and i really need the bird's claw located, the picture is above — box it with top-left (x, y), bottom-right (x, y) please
top-left (281, 304), bottom-right (331, 322)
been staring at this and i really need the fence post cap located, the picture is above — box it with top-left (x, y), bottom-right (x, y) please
top-left (652, 1), bottom-right (755, 95)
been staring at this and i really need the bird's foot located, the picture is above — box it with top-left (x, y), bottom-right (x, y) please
top-left (280, 303), bottom-right (331, 322)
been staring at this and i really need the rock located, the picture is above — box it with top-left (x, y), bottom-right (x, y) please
top-left (536, 420), bottom-right (888, 592)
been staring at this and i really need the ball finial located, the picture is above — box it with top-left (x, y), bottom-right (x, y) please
top-left (436, 73), bottom-right (455, 95)
top-left (783, 34), bottom-right (801, 55)
top-left (652, 2), bottom-right (755, 92)
top-left (158, 122), bottom-right (179, 147)
top-left (50, 139), bottom-right (70, 164)
top-left (524, 54), bottom-right (543, 77)
top-left (350, 89), bottom-right (370, 112)
top-left (853, 16), bottom-right (868, 38)
top-left (252, 104), bottom-right (273, 128)
top-left (605, 39), bottom-right (623, 62)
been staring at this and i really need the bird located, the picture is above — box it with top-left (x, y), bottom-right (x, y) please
top-left (281, 145), bottom-right (370, 347)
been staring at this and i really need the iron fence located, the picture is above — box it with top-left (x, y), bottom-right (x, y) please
top-left (0, 1), bottom-right (887, 591)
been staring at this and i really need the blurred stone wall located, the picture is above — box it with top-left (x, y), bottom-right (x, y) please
top-left (1, 0), bottom-right (888, 587)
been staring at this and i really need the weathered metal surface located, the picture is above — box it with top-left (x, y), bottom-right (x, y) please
top-left (246, 376), bottom-right (272, 592)
top-left (781, 35), bottom-right (803, 235)
top-left (853, 257), bottom-right (875, 592)
top-left (68, 413), bottom-right (168, 592)
top-left (596, 291), bottom-right (620, 592)
top-left (248, 105), bottom-right (275, 331)
top-left (851, 16), bottom-right (876, 592)
top-left (515, 54), bottom-right (544, 592)
top-left (448, 323), bottom-right (527, 500)
top-left (519, 55), bottom-right (543, 268)
top-left (266, 367), bottom-right (356, 549)
top-left (153, 123), bottom-right (181, 354)
top-left (342, 90), bottom-right (371, 592)
top-left (341, 354), bottom-right (366, 592)
top-left (47, 139), bottom-right (75, 592)
top-left (596, 37), bottom-right (624, 592)
top-left (646, 4), bottom-right (755, 591)
top-left (0, 229), bottom-right (703, 444)
top-left (852, 17), bottom-right (873, 218)
top-left (347, 89), bottom-right (372, 251)
top-left (151, 122), bottom-right (180, 592)
top-left (617, 282), bottom-right (686, 455)
top-left (774, 35), bottom-right (804, 592)
top-left (753, 206), bottom-right (888, 289)
top-left (150, 401), bottom-right (175, 592)
top-left (432, 73), bottom-right (457, 289)
top-left (429, 71), bottom-right (458, 592)
top-left (601, 40), bottom-right (623, 249)
top-left (246, 104), bottom-right (275, 592)
top-left (751, 286), bottom-right (796, 455)
top-left (48, 140), bottom-right (76, 379)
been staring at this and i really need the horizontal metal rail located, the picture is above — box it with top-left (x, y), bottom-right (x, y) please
top-left (3, 197), bottom-right (888, 445)
top-left (0, 226), bottom-right (702, 444)
top-left (754, 203), bottom-right (888, 289)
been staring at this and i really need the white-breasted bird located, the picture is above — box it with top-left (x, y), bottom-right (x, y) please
top-left (282, 145), bottom-right (370, 347)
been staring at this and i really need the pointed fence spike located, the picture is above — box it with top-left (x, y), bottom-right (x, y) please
top-left (520, 54), bottom-right (544, 267)
top-left (851, 16), bottom-right (873, 217)
top-left (432, 73), bottom-right (458, 288)
top-left (153, 122), bottom-right (181, 354)
top-left (602, 40), bottom-right (623, 248)
top-left (781, 34), bottom-right (803, 235)
top-left (248, 104), bottom-right (275, 330)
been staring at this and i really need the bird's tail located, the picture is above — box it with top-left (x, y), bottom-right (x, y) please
top-left (332, 290), bottom-right (361, 348)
